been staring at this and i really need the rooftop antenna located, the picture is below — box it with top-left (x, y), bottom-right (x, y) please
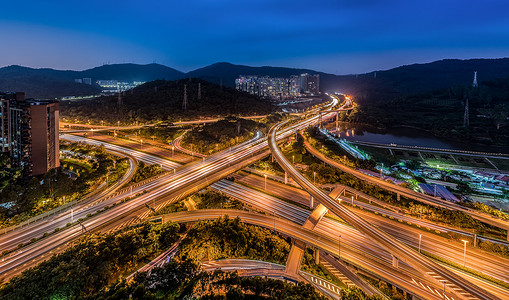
top-left (463, 98), bottom-right (469, 127)
top-left (472, 71), bottom-right (478, 88)
top-left (182, 84), bottom-right (188, 111)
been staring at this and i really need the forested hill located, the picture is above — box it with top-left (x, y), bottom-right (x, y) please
top-left (60, 78), bottom-right (273, 123)
top-left (346, 58), bottom-right (509, 103)
top-left (0, 63), bottom-right (183, 99)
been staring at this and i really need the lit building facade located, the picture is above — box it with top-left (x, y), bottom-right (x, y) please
top-left (236, 73), bottom-right (320, 99)
top-left (0, 92), bottom-right (59, 176)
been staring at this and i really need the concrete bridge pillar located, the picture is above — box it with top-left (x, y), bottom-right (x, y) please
top-left (474, 234), bottom-right (477, 247)
top-left (411, 295), bottom-right (420, 300)
top-left (314, 247), bottom-right (320, 265)
top-left (310, 196), bottom-right (314, 209)
top-left (392, 255), bottom-right (399, 268)
top-left (507, 230), bottom-right (509, 242)
top-left (284, 172), bottom-right (288, 184)
top-left (397, 193), bottom-right (401, 201)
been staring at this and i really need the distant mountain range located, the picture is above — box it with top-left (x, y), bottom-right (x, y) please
top-left (1, 58), bottom-right (509, 99)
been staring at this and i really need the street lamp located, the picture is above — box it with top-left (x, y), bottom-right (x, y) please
top-left (462, 240), bottom-right (468, 267)
top-left (313, 172), bottom-right (316, 183)
top-left (172, 146), bottom-right (175, 157)
top-left (264, 174), bottom-right (267, 190)
top-left (140, 139), bottom-right (143, 149)
top-left (292, 155), bottom-right (295, 165)
top-left (418, 234), bottom-right (422, 253)
top-left (338, 234), bottom-right (341, 258)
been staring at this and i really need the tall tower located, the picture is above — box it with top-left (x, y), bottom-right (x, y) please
top-left (198, 82), bottom-right (201, 100)
top-left (182, 84), bottom-right (188, 111)
top-left (463, 98), bottom-right (469, 127)
top-left (117, 92), bottom-right (122, 108)
top-left (472, 71), bottom-right (478, 88)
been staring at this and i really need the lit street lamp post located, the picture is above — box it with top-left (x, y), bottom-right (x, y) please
top-left (462, 240), bottom-right (468, 267)
top-left (313, 171), bottom-right (316, 183)
top-left (338, 234), bottom-right (341, 258)
top-left (140, 139), bottom-right (143, 150)
top-left (264, 174), bottom-right (267, 190)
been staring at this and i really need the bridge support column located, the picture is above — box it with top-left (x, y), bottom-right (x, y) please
top-left (473, 234), bottom-right (477, 247)
top-left (335, 111), bottom-right (339, 129)
top-left (392, 256), bottom-right (399, 268)
top-left (310, 196), bottom-right (314, 209)
top-left (507, 230), bottom-right (509, 242)
top-left (412, 295), bottom-right (420, 300)
top-left (397, 193), bottom-right (400, 201)
top-left (314, 247), bottom-right (320, 265)
top-left (284, 172), bottom-right (288, 184)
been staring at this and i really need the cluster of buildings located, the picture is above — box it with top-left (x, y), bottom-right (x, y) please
top-left (235, 73), bottom-right (320, 99)
top-left (74, 78), bottom-right (146, 93)
top-left (0, 92), bottom-right (59, 176)
top-left (95, 80), bottom-right (145, 93)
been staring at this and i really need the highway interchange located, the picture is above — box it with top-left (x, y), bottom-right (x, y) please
top-left (1, 96), bottom-right (509, 299)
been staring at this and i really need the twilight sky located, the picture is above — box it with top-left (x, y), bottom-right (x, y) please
top-left (1, 0), bottom-right (509, 74)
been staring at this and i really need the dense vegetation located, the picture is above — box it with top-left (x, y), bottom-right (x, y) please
top-left (0, 217), bottom-right (307, 299)
top-left (0, 142), bottom-right (128, 229)
top-left (60, 78), bottom-right (273, 124)
top-left (90, 262), bottom-right (326, 300)
top-left (181, 117), bottom-right (265, 154)
top-left (0, 221), bottom-right (183, 299)
top-left (0, 154), bottom-right (20, 190)
top-left (130, 161), bottom-right (165, 184)
top-left (194, 189), bottom-right (243, 210)
top-left (119, 125), bottom-right (185, 145)
top-left (347, 78), bottom-right (509, 147)
top-left (179, 216), bottom-right (291, 265)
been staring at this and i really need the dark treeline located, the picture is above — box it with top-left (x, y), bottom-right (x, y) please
top-left (347, 77), bottom-right (509, 147)
top-left (60, 78), bottom-right (273, 125)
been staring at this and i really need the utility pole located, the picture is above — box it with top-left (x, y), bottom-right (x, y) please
top-left (463, 98), bottom-right (469, 127)
top-left (182, 84), bottom-right (188, 111)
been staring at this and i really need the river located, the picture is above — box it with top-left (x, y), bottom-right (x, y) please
top-left (326, 123), bottom-right (509, 154)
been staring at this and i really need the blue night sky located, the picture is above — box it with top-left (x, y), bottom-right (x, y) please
top-left (1, 0), bottom-right (509, 74)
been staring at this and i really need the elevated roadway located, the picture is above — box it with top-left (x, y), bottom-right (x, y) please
top-left (303, 135), bottom-right (509, 240)
top-left (269, 122), bottom-right (501, 300)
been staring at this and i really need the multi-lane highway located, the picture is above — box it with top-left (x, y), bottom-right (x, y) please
top-left (303, 136), bottom-right (509, 240)
top-left (269, 121), bottom-right (501, 300)
top-left (0, 99), bottom-right (337, 282)
top-left (210, 178), bottom-right (509, 298)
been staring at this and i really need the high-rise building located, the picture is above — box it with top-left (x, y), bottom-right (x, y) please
top-left (299, 73), bottom-right (320, 95)
top-left (236, 73), bottom-right (320, 98)
top-left (0, 92), bottom-right (59, 176)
